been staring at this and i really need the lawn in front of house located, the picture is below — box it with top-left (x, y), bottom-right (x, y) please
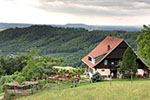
top-left (17, 79), bottom-right (150, 100)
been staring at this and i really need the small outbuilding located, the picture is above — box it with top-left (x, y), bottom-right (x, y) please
top-left (4, 81), bottom-right (38, 98)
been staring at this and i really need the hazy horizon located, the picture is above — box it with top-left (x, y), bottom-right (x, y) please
top-left (0, 22), bottom-right (144, 27)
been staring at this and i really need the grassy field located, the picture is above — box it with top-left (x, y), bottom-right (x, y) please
top-left (18, 80), bottom-right (150, 100)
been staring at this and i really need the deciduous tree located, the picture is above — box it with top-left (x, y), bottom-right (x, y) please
top-left (136, 25), bottom-right (150, 66)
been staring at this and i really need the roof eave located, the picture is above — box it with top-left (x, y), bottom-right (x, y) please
top-left (81, 58), bottom-right (92, 68)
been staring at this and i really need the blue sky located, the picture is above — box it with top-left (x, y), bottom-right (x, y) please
top-left (0, 0), bottom-right (150, 25)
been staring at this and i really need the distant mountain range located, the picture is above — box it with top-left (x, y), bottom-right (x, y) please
top-left (54, 24), bottom-right (143, 31)
top-left (0, 23), bottom-right (143, 31)
top-left (0, 23), bottom-right (31, 29)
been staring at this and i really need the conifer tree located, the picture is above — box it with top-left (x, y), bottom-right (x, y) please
top-left (120, 47), bottom-right (137, 78)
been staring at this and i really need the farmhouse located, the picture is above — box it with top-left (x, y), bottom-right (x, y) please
top-left (82, 36), bottom-right (149, 79)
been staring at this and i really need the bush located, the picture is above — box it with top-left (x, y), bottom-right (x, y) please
top-left (0, 86), bottom-right (4, 94)
top-left (91, 72), bottom-right (103, 83)
top-left (38, 80), bottom-right (47, 89)
top-left (0, 75), bottom-right (13, 94)
top-left (9, 71), bottom-right (26, 83)
top-left (15, 76), bottom-right (26, 83)
top-left (0, 75), bottom-right (13, 85)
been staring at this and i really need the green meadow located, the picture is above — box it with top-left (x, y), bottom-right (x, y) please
top-left (18, 80), bottom-right (150, 100)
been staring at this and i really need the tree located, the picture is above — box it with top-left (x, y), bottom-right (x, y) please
top-left (0, 55), bottom-right (28, 75)
top-left (0, 62), bottom-right (5, 77)
top-left (136, 25), bottom-right (150, 66)
top-left (120, 47), bottom-right (137, 78)
top-left (22, 49), bottom-right (67, 80)
top-left (22, 49), bottom-right (42, 80)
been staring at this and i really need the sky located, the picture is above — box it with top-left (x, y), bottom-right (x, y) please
top-left (0, 0), bottom-right (150, 25)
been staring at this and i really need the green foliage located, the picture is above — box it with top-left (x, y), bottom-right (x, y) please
top-left (68, 69), bottom-right (76, 75)
top-left (10, 71), bottom-right (25, 83)
top-left (120, 47), bottom-right (137, 78)
top-left (76, 67), bottom-right (81, 72)
top-left (136, 25), bottom-right (150, 66)
top-left (22, 49), bottom-right (67, 81)
top-left (91, 72), bottom-right (103, 83)
top-left (38, 80), bottom-right (47, 90)
top-left (22, 50), bottom-right (45, 80)
top-left (0, 49), bottom-right (68, 94)
top-left (0, 75), bottom-right (13, 93)
top-left (15, 76), bottom-right (26, 84)
top-left (0, 62), bottom-right (5, 77)
top-left (0, 55), bottom-right (28, 75)
top-left (0, 75), bottom-right (13, 86)
top-left (0, 25), bottom-right (141, 66)
top-left (0, 71), bottom-right (26, 93)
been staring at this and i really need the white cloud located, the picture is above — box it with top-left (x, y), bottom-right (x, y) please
top-left (0, 0), bottom-right (150, 25)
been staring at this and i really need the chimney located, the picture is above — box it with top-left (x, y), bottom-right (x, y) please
top-left (107, 45), bottom-right (110, 51)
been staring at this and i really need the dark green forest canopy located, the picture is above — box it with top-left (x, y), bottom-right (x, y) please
top-left (0, 25), bottom-right (141, 66)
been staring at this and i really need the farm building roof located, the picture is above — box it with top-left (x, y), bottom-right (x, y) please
top-left (82, 36), bottom-right (124, 67)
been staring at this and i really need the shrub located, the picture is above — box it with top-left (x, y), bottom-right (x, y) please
top-left (38, 80), bottom-right (47, 89)
top-left (91, 72), bottom-right (103, 83)
top-left (0, 75), bottom-right (13, 94)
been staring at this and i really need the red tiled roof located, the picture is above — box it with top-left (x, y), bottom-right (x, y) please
top-left (82, 36), bottom-right (124, 67)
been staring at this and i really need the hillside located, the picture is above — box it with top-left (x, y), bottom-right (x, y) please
top-left (18, 80), bottom-right (150, 100)
top-left (0, 25), bottom-right (141, 66)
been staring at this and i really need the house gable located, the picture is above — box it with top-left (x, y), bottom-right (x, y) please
top-left (106, 41), bottom-right (128, 59)
top-left (95, 41), bottom-right (149, 70)
top-left (94, 41), bottom-right (128, 68)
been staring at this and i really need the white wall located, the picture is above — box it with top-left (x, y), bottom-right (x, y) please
top-left (97, 69), bottom-right (110, 78)
top-left (137, 69), bottom-right (144, 76)
top-left (91, 58), bottom-right (95, 64)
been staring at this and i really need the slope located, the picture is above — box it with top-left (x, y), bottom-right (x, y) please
top-left (18, 80), bottom-right (150, 100)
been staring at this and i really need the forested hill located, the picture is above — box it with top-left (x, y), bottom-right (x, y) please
top-left (0, 25), bottom-right (141, 66)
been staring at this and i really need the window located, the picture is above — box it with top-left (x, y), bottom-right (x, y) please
top-left (111, 62), bottom-right (114, 65)
top-left (104, 60), bottom-right (108, 65)
top-left (88, 56), bottom-right (92, 61)
top-left (101, 69), bottom-right (105, 72)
